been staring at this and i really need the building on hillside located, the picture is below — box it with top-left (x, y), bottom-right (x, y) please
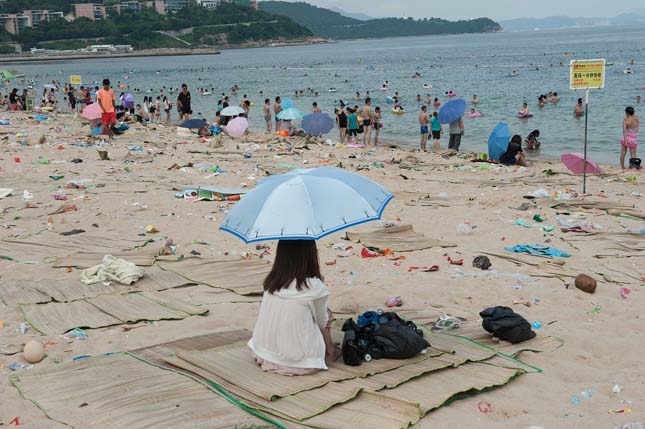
top-left (154, 0), bottom-right (258, 13)
top-left (162, 0), bottom-right (189, 13)
top-left (73, 4), bottom-right (108, 21)
top-left (23, 10), bottom-right (65, 28)
top-left (195, 0), bottom-right (222, 9)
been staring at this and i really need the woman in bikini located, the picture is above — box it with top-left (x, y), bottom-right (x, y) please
top-left (620, 106), bottom-right (639, 170)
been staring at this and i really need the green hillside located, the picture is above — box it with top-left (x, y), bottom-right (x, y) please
top-left (4, 3), bottom-right (312, 50)
top-left (260, 1), bottom-right (501, 39)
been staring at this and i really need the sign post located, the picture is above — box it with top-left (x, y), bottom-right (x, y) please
top-left (570, 59), bottom-right (605, 194)
top-left (69, 75), bottom-right (82, 85)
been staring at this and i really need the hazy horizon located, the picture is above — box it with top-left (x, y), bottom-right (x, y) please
top-left (263, 0), bottom-right (639, 21)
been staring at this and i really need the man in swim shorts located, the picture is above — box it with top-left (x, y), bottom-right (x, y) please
top-left (263, 99), bottom-right (271, 133)
top-left (274, 96), bottom-right (282, 132)
top-left (419, 105), bottom-right (429, 152)
top-left (360, 98), bottom-right (372, 146)
top-left (96, 79), bottom-right (116, 140)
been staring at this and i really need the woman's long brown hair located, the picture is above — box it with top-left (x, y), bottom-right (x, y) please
top-left (263, 240), bottom-right (322, 294)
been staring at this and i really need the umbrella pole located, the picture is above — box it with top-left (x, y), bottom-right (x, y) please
top-left (583, 89), bottom-right (589, 194)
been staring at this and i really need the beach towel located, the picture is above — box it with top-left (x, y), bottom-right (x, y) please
top-left (80, 255), bottom-right (145, 285)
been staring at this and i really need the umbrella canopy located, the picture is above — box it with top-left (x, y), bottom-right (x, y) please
top-left (80, 102), bottom-right (102, 121)
top-left (561, 153), bottom-right (602, 175)
top-left (220, 166), bottom-right (393, 243)
top-left (281, 98), bottom-right (295, 109)
top-left (0, 70), bottom-right (15, 81)
top-left (180, 118), bottom-right (207, 129)
top-left (438, 99), bottom-right (467, 124)
top-left (121, 92), bottom-right (134, 109)
top-left (302, 112), bottom-right (335, 136)
top-left (487, 122), bottom-right (510, 161)
top-left (277, 107), bottom-right (304, 121)
top-left (221, 105), bottom-right (245, 116)
top-left (225, 117), bottom-right (248, 137)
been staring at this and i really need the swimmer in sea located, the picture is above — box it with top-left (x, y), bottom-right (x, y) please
top-left (550, 92), bottom-right (559, 103)
top-left (574, 98), bottom-right (584, 117)
top-left (416, 94), bottom-right (422, 103)
top-left (473, 95), bottom-right (479, 105)
top-left (433, 98), bottom-right (441, 108)
top-left (519, 103), bottom-right (529, 116)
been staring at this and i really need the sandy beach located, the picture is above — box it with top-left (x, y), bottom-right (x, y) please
top-left (1, 110), bottom-right (644, 428)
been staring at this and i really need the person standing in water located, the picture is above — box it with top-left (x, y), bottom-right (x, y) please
top-left (263, 99), bottom-right (272, 133)
top-left (419, 105), bottom-right (429, 152)
top-left (574, 98), bottom-right (584, 117)
top-left (372, 106), bottom-right (382, 146)
top-left (472, 95), bottom-right (479, 105)
top-left (274, 96), bottom-right (282, 132)
top-left (620, 106), bottom-right (639, 170)
top-left (360, 98), bottom-right (373, 146)
top-left (177, 84), bottom-right (192, 121)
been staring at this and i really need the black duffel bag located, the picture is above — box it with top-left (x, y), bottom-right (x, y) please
top-left (367, 312), bottom-right (429, 360)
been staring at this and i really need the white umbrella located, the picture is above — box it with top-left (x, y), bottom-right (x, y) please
top-left (221, 106), bottom-right (245, 116)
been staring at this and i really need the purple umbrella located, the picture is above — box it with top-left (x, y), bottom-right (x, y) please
top-left (225, 117), bottom-right (248, 137)
top-left (122, 92), bottom-right (134, 109)
top-left (302, 112), bottom-right (335, 136)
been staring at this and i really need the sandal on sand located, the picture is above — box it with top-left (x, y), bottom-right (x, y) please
top-left (431, 315), bottom-right (464, 332)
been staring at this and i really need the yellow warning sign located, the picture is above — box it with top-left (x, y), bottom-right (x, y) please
top-left (570, 59), bottom-right (605, 90)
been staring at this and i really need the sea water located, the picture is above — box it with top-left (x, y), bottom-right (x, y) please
top-left (10, 25), bottom-right (645, 164)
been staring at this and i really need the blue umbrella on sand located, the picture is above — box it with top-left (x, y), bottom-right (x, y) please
top-left (180, 118), bottom-right (207, 129)
top-left (302, 112), bottom-right (335, 136)
top-left (438, 99), bottom-right (467, 124)
top-left (277, 107), bottom-right (304, 121)
top-left (281, 98), bottom-right (295, 109)
top-left (220, 167), bottom-right (393, 243)
top-left (488, 122), bottom-right (510, 161)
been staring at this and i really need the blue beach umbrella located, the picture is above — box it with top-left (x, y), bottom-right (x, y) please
top-left (302, 112), bottom-right (335, 136)
top-left (438, 99), bottom-right (467, 124)
top-left (488, 122), bottom-right (510, 161)
top-left (281, 98), bottom-right (295, 109)
top-left (220, 167), bottom-right (394, 243)
top-left (277, 107), bottom-right (304, 121)
top-left (180, 118), bottom-right (207, 129)
top-left (122, 92), bottom-right (135, 109)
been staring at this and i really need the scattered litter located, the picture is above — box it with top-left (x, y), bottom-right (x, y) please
top-left (8, 362), bottom-right (33, 371)
top-left (20, 322), bottom-right (29, 334)
top-left (472, 255), bottom-right (491, 270)
top-left (504, 244), bottom-right (570, 258)
top-left (448, 256), bottom-right (463, 265)
top-left (609, 409), bottom-right (632, 414)
top-left (0, 188), bottom-right (13, 199)
top-left (385, 296), bottom-right (402, 307)
top-left (22, 190), bottom-right (33, 200)
top-left (620, 287), bottom-right (631, 299)
top-left (531, 321), bottom-right (542, 329)
top-left (477, 401), bottom-right (492, 414)
top-left (456, 223), bottom-right (474, 235)
top-left (62, 328), bottom-right (88, 340)
top-left (575, 274), bottom-right (597, 294)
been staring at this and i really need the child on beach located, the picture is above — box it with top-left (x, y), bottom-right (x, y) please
top-left (373, 106), bottom-right (382, 146)
top-left (620, 106), bottom-right (639, 170)
top-left (347, 108), bottom-right (358, 143)
top-left (430, 111), bottom-right (442, 151)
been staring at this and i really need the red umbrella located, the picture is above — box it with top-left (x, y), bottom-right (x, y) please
top-left (561, 153), bottom-right (602, 175)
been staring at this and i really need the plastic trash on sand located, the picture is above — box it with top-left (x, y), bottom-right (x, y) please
top-left (529, 188), bottom-right (550, 198)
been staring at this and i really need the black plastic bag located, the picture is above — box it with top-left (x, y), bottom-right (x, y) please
top-left (480, 306), bottom-right (536, 344)
top-left (367, 312), bottom-right (429, 360)
top-left (341, 318), bottom-right (366, 366)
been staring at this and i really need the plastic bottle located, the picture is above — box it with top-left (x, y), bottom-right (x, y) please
top-left (614, 424), bottom-right (645, 429)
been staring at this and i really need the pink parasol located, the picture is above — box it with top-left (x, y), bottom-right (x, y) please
top-left (81, 102), bottom-right (102, 121)
top-left (225, 117), bottom-right (248, 137)
top-left (561, 153), bottom-right (602, 175)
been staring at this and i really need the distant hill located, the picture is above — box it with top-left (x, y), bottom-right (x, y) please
top-left (329, 7), bottom-right (373, 21)
top-left (501, 9), bottom-right (645, 31)
top-left (260, 1), bottom-right (501, 40)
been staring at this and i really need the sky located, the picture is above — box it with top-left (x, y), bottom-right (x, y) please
top-left (275, 0), bottom-right (638, 20)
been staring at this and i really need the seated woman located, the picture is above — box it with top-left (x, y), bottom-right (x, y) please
top-left (525, 129), bottom-right (541, 150)
top-left (500, 135), bottom-right (527, 166)
top-left (248, 240), bottom-right (338, 376)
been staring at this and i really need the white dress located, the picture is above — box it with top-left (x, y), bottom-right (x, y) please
top-left (248, 278), bottom-right (329, 371)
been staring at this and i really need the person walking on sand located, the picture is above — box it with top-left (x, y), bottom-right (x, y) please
top-left (419, 105), bottom-right (429, 152)
top-left (274, 96), bottom-right (282, 132)
top-left (360, 97), bottom-right (373, 146)
top-left (620, 106), bottom-right (639, 170)
top-left (430, 111), bottom-right (442, 151)
top-left (96, 79), bottom-right (116, 140)
top-left (177, 84), bottom-right (192, 121)
top-left (448, 115), bottom-right (464, 151)
top-left (263, 99), bottom-right (272, 133)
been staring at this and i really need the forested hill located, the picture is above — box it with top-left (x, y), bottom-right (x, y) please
top-left (2, 3), bottom-right (312, 50)
top-left (260, 1), bottom-right (501, 39)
